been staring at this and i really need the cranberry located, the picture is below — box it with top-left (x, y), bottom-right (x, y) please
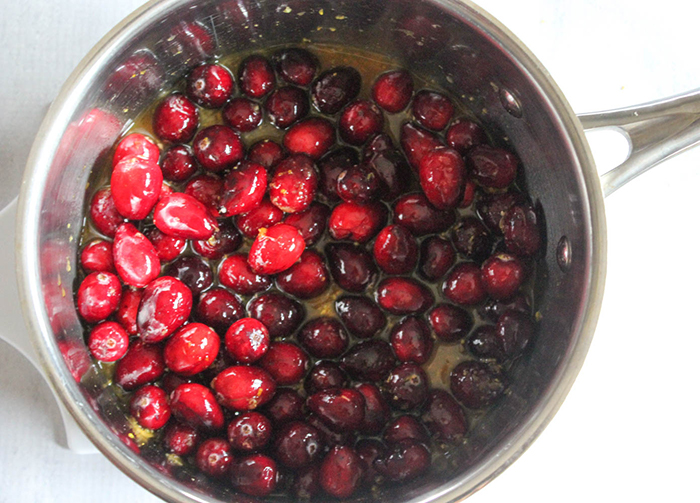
top-left (153, 93), bottom-right (199, 143)
top-left (247, 292), bottom-right (305, 339)
top-left (114, 340), bottom-right (165, 391)
top-left (355, 383), bottom-right (391, 435)
top-left (305, 361), bottom-right (348, 394)
top-left (153, 193), bottom-right (218, 241)
top-left (105, 50), bottom-right (162, 103)
top-left (443, 263), bottom-right (487, 306)
top-left (269, 154), bottom-right (318, 213)
top-left (112, 133), bottom-right (160, 168)
top-left (77, 272), bottom-right (122, 323)
top-left (276, 250), bottom-right (329, 299)
top-left (373, 224), bottom-right (419, 275)
top-left (284, 202), bottom-right (329, 245)
top-left (366, 150), bottom-right (410, 201)
top-left (478, 293), bottom-right (531, 323)
top-left (222, 97), bottom-right (263, 132)
top-left (341, 340), bottom-right (396, 382)
top-left (400, 122), bottom-right (443, 170)
top-left (232, 201), bottom-right (280, 240)
top-left (422, 389), bottom-right (468, 443)
top-left (284, 117), bottom-right (335, 160)
top-left (460, 178), bottom-right (478, 208)
top-left (465, 325), bottom-right (505, 361)
top-left (417, 236), bottom-right (455, 281)
top-left (186, 63), bottom-right (234, 108)
top-left (164, 421), bottom-right (198, 456)
top-left (319, 446), bottom-right (364, 499)
top-left (161, 145), bottom-right (197, 183)
top-left (496, 310), bottom-right (534, 357)
top-left (412, 90), bottom-right (454, 131)
top-left (298, 317), bottom-right (348, 359)
top-left (248, 223), bottom-right (306, 275)
top-left (394, 9), bottom-right (449, 60)
top-left (325, 243), bottom-right (377, 293)
top-left (110, 156), bottom-right (162, 220)
top-left (292, 464), bottom-right (321, 499)
top-left (184, 174), bottom-right (224, 218)
top-left (376, 277), bottom-right (433, 315)
top-left (393, 193), bottom-right (456, 236)
top-left (225, 318), bottom-right (270, 364)
top-left (274, 421), bottom-right (324, 468)
top-left (311, 67), bottom-right (361, 115)
top-left (329, 201), bottom-right (387, 243)
top-left (219, 161), bottom-right (268, 217)
top-left (196, 438), bottom-right (233, 477)
top-left (307, 414), bottom-right (355, 448)
top-left (362, 133), bottom-right (395, 161)
top-left (130, 384), bottom-right (171, 430)
top-left (192, 220), bottom-right (243, 260)
top-left (482, 253), bottom-right (525, 300)
top-left (335, 296), bottom-right (386, 339)
top-left (228, 412), bottom-right (272, 452)
top-left (80, 240), bottom-right (114, 274)
top-left (383, 363), bottom-right (429, 410)
top-left (467, 145), bottom-right (519, 189)
top-left (428, 304), bottom-right (473, 343)
top-left (317, 147), bottom-right (358, 201)
top-left (336, 163), bottom-right (382, 204)
top-left (339, 100), bottom-right (384, 145)
top-left (452, 216), bottom-right (493, 262)
top-left (196, 287), bottom-right (244, 334)
top-left (272, 47), bottom-right (318, 87)
top-left (375, 440), bottom-right (431, 482)
top-left (266, 86), bottom-right (310, 129)
top-left (418, 147), bottom-right (466, 209)
top-left (503, 204), bottom-right (541, 256)
top-left (248, 139), bottom-right (286, 169)
top-left (88, 321), bottom-right (129, 362)
top-left (137, 276), bottom-right (193, 343)
top-left (356, 438), bottom-right (387, 484)
top-left (232, 454), bottom-right (278, 497)
top-left (450, 360), bottom-right (506, 409)
top-left (263, 388), bottom-right (305, 425)
top-left (219, 253), bottom-right (272, 295)
top-left (308, 388), bottom-right (368, 435)
top-left (89, 188), bottom-right (125, 238)
top-left (238, 55), bottom-right (275, 98)
top-left (446, 118), bottom-right (488, 154)
top-left (116, 287), bottom-right (142, 335)
top-left (372, 69), bottom-right (413, 113)
top-left (258, 342), bottom-right (309, 386)
top-left (193, 125), bottom-right (244, 173)
top-left (160, 21), bottom-right (215, 67)
top-left (212, 365), bottom-right (277, 410)
top-left (390, 316), bottom-right (433, 364)
top-left (384, 415), bottom-right (429, 445)
top-left (164, 323), bottom-right (220, 376)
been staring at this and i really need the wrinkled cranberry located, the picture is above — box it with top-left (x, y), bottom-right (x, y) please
top-left (476, 191), bottom-right (525, 234)
top-left (443, 263), bottom-right (487, 306)
top-left (248, 223), bottom-right (306, 275)
top-left (223, 97), bottom-right (263, 132)
top-left (263, 388), bottom-right (305, 425)
top-left (266, 86), bottom-right (310, 129)
top-left (478, 294), bottom-right (531, 323)
top-left (356, 438), bottom-right (386, 484)
top-left (114, 340), bottom-right (165, 390)
top-left (164, 421), bottom-right (198, 456)
top-left (339, 100), bottom-right (384, 145)
top-left (186, 63), bottom-right (234, 108)
top-left (418, 236), bottom-right (455, 281)
top-left (238, 55), bottom-right (275, 98)
top-left (341, 340), bottom-right (396, 382)
top-left (274, 421), bottom-right (324, 468)
top-left (258, 342), bottom-right (309, 385)
top-left (375, 440), bottom-right (431, 482)
top-left (467, 145), bottom-right (519, 189)
top-left (196, 438), bottom-right (233, 478)
top-left (325, 243), bottom-right (377, 293)
top-left (428, 304), bottom-right (473, 343)
top-left (372, 69), bottom-right (413, 113)
top-left (393, 193), bottom-right (455, 236)
top-left (269, 154), bottom-right (318, 213)
top-left (137, 276), bottom-right (193, 343)
top-left (418, 147), bottom-right (466, 209)
top-left (390, 316), bottom-right (433, 364)
top-left (383, 363), bottom-right (429, 410)
top-left (335, 295), bottom-right (386, 339)
top-left (305, 361), bottom-right (348, 394)
top-left (111, 156), bottom-right (163, 220)
top-left (161, 145), bottom-right (197, 183)
top-left (318, 147), bottom-right (358, 201)
top-left (384, 415), bottom-right (429, 445)
top-left (482, 253), bottom-right (525, 300)
top-left (77, 272), bottom-right (122, 323)
top-left (376, 277), bottom-right (433, 315)
top-left (284, 117), bottom-right (335, 160)
top-left (503, 204), bottom-right (541, 257)
top-left (112, 133), bottom-right (159, 168)
top-left (319, 446), bottom-right (364, 499)
top-left (337, 163), bottom-right (381, 204)
top-left (249, 139), bottom-right (286, 169)
top-left (219, 161), bottom-right (268, 217)
top-left (412, 90), bottom-right (454, 131)
top-left (116, 287), bottom-right (142, 335)
top-left (446, 118), bottom-right (488, 154)
top-left (273, 47), bottom-right (318, 87)
top-left (130, 384), bottom-right (171, 430)
top-left (212, 365), bottom-right (277, 410)
top-left (80, 240), bottom-right (114, 274)
top-left (89, 188), bottom-right (125, 238)
top-left (373, 224), bottom-right (419, 275)
top-left (184, 173), bottom-right (224, 218)
top-left (355, 383), bottom-right (391, 435)
top-left (228, 411), bottom-right (272, 452)
top-left (193, 125), bottom-right (245, 173)
top-left (284, 202), bottom-right (329, 245)
top-left (422, 389), bottom-right (468, 443)
top-left (225, 318), bottom-right (270, 364)
top-left (400, 122), bottom-right (443, 170)
top-left (292, 464), bottom-right (321, 499)
top-left (465, 324), bottom-right (505, 361)
top-left (452, 216), bottom-right (493, 263)
top-left (153, 193), bottom-right (218, 241)
top-left (329, 201), bottom-right (387, 243)
top-left (196, 287), bottom-right (244, 334)
top-left (247, 292), bottom-right (305, 339)
top-left (164, 323), bottom-right (220, 376)
top-left (192, 221), bottom-right (242, 260)
top-left (88, 321), bottom-right (129, 362)
top-left (219, 253), bottom-right (272, 295)
top-left (231, 454), bottom-right (278, 497)
top-left (298, 317), bottom-right (348, 359)
top-left (311, 66), bottom-right (361, 115)
top-left (153, 93), bottom-right (198, 143)
top-left (450, 360), bottom-right (506, 409)
top-left (276, 250), bottom-right (329, 299)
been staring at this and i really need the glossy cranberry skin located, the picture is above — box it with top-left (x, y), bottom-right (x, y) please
top-left (164, 323), bottom-right (219, 377)
top-left (412, 90), bottom-right (454, 131)
top-left (356, 438), bottom-right (386, 484)
top-left (305, 361), bottom-right (348, 395)
top-left (467, 145), bottom-right (519, 189)
top-left (319, 446), bottom-right (364, 499)
top-left (341, 340), bottom-right (396, 382)
top-left (225, 318), bottom-right (270, 364)
top-left (112, 133), bottom-right (159, 167)
top-left (184, 174), bottom-right (224, 218)
top-left (452, 216), bottom-right (493, 263)
top-left (355, 383), bottom-right (391, 435)
top-left (212, 365), bottom-right (276, 410)
top-left (164, 421), bottom-right (198, 456)
top-left (130, 384), bottom-right (171, 430)
top-left (88, 321), bottom-right (129, 362)
top-left (160, 145), bottom-right (196, 183)
top-left (496, 310), bottom-right (535, 357)
top-left (248, 292), bottom-right (304, 340)
top-left (383, 363), bottom-right (430, 410)
top-left (231, 454), bottom-right (278, 497)
top-left (111, 156), bottom-right (163, 220)
top-left (232, 202), bottom-right (280, 241)
top-left (384, 415), bottom-right (429, 446)
top-left (478, 293), bottom-right (531, 323)
top-left (450, 360), bottom-right (506, 409)
top-left (307, 414), bottom-right (355, 448)
top-left (372, 69), bottom-right (413, 113)
top-left (238, 55), bottom-right (275, 98)
top-left (219, 161), bottom-right (268, 217)
top-left (362, 133), bottom-right (394, 161)
top-left (186, 63), bottom-right (234, 108)
top-left (248, 139), bottom-right (286, 169)
top-left (367, 150), bottom-right (410, 201)
top-left (375, 440), bottom-right (431, 482)
top-left (465, 325), bottom-right (503, 360)
top-left (274, 421), bottom-right (324, 468)
top-left (114, 341), bottom-right (165, 391)
top-left (219, 253), bottom-right (272, 296)
top-left (418, 147), bottom-right (466, 209)
top-left (276, 250), bottom-right (329, 299)
top-left (428, 304), bottom-right (474, 343)
top-left (329, 201), bottom-right (387, 243)
top-left (393, 193), bottom-right (456, 236)
top-left (196, 438), bottom-right (233, 478)
top-left (311, 67), bottom-right (361, 115)
top-left (137, 276), bottom-right (193, 343)
top-left (337, 163), bottom-right (381, 204)
top-left (373, 224), bottom-right (419, 275)
top-left (228, 412), bottom-right (272, 452)
top-left (400, 122), bottom-right (443, 170)
top-left (223, 97), bottom-right (263, 132)
top-left (77, 272), bottom-right (122, 323)
top-left (422, 389), bottom-right (468, 443)
top-left (153, 93), bottom-right (198, 143)
top-left (89, 188), bottom-right (125, 238)
top-left (390, 316), bottom-right (433, 364)
top-left (269, 154), bottom-right (318, 213)
top-left (417, 236), bottom-right (454, 281)
top-left (248, 223), bottom-right (306, 275)
top-left (325, 243), bottom-right (377, 293)
top-left (335, 295), bottom-right (386, 339)
top-left (258, 342), bottom-right (309, 386)
top-left (446, 118), bottom-right (488, 154)
top-left (170, 382), bottom-right (225, 430)
top-left (263, 388), bottom-right (305, 425)
top-left (192, 221), bottom-right (243, 260)
top-left (503, 204), bottom-right (541, 256)
top-left (339, 100), bottom-right (384, 145)
top-left (308, 387), bottom-right (366, 433)
top-left (195, 287), bottom-right (244, 334)
top-left (284, 202), bottom-right (329, 245)
top-left (443, 263), bottom-right (487, 306)
top-left (80, 240), bottom-right (114, 274)
top-left (193, 125), bottom-right (245, 173)
top-left (460, 178), bottom-right (478, 208)
top-left (476, 191), bottom-right (526, 234)
top-left (116, 287), bottom-right (142, 335)
top-left (292, 464), bottom-right (321, 499)
top-left (284, 117), bottom-right (335, 160)
top-left (273, 47), bottom-right (318, 87)
top-left (376, 277), bottom-right (434, 315)
top-left (298, 317), bottom-right (348, 359)
top-left (153, 193), bottom-right (218, 241)
top-left (266, 86), bottom-right (310, 129)
top-left (317, 147), bottom-right (358, 201)
top-left (482, 253), bottom-right (525, 300)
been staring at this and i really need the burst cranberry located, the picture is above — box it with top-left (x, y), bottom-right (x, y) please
top-left (362, 133), bottom-right (394, 161)
top-left (428, 304), bottom-right (473, 342)
top-left (196, 438), bottom-right (233, 477)
top-left (248, 292), bottom-right (305, 339)
top-left (196, 287), bottom-right (244, 334)
top-left (193, 125), bottom-right (244, 173)
top-left (476, 191), bottom-right (526, 234)
top-left (112, 133), bottom-right (160, 168)
top-left (266, 86), bottom-right (310, 129)
top-left (223, 97), bottom-right (263, 132)
top-left (325, 243), bottom-right (377, 293)
top-left (422, 389), bottom-right (468, 443)
top-left (367, 150), bottom-right (410, 201)
top-left (130, 384), bottom-right (171, 430)
top-left (184, 174), bottom-right (224, 218)
top-left (341, 340), bottom-right (396, 382)
top-left (110, 156), bottom-right (162, 220)
top-left (329, 201), bottom-right (387, 243)
top-left (336, 163), bottom-right (381, 204)
top-left (219, 253), bottom-right (272, 295)
top-left (298, 317), bottom-right (348, 359)
top-left (248, 223), bottom-right (306, 275)
top-left (89, 188), bottom-right (125, 238)
top-left (446, 118), bottom-right (488, 154)
top-left (450, 360), bottom-right (506, 409)
top-left (503, 204), bottom-right (541, 256)
top-left (153, 93), bottom-right (198, 143)
top-left (338, 99), bottom-right (384, 145)
top-left (390, 316), bottom-right (433, 364)
top-left (212, 365), bottom-right (277, 410)
top-left (154, 193), bottom-right (218, 240)
top-left (192, 221), bottom-right (242, 260)
top-left (335, 296), bottom-right (386, 339)
top-left (264, 388), bottom-right (305, 425)
top-left (293, 465), bottom-right (321, 499)
top-left (284, 202), bottom-right (329, 245)
top-left (418, 147), bottom-right (466, 209)
top-left (497, 310), bottom-right (535, 357)
top-left (219, 161), bottom-right (268, 217)
top-left (356, 438), bottom-right (386, 484)
top-left (412, 90), bottom-right (454, 131)
top-left (137, 276), bottom-right (193, 343)
top-left (258, 342), bottom-right (309, 386)
top-left (373, 224), bottom-right (419, 275)
top-left (307, 414), bottom-right (355, 448)
top-left (482, 253), bottom-right (525, 300)
top-left (248, 139), bottom-right (286, 169)
top-left (311, 66), bottom-right (361, 114)
top-left (305, 361), bottom-right (348, 394)
top-left (164, 421), bottom-right (198, 456)
top-left (443, 263), bottom-right (487, 306)
top-left (231, 454), bottom-right (278, 497)
top-left (77, 272), bottom-right (122, 323)
top-left (383, 363), bottom-right (429, 410)
top-left (164, 323), bottom-right (220, 376)
top-left (308, 388), bottom-right (365, 433)
top-left (400, 122), bottom-right (443, 170)
top-left (467, 145), bottom-right (519, 189)
top-left (376, 277), bottom-right (433, 315)
top-left (478, 293), bottom-right (531, 323)
top-left (274, 421), bottom-right (324, 468)
top-left (393, 193), bottom-right (455, 236)
top-left (186, 63), bottom-right (234, 108)
top-left (375, 440), bottom-right (431, 482)
top-left (372, 69), bottom-right (413, 113)
top-left (88, 321), bottom-right (129, 362)
top-left (269, 154), bottom-right (318, 213)
top-left (417, 236), bottom-right (454, 281)
top-left (225, 318), bottom-right (270, 363)
top-left (284, 118), bottom-right (335, 160)
top-left (114, 340), bottom-right (165, 390)
top-left (384, 415), bottom-right (429, 445)
top-left (276, 250), bottom-right (329, 299)
top-left (238, 55), bottom-right (275, 98)
top-left (80, 240), bottom-right (114, 274)
top-left (452, 216), bottom-right (493, 262)
top-left (160, 145), bottom-right (197, 182)
top-left (355, 383), bottom-right (391, 435)
top-left (273, 47), bottom-right (318, 86)
top-left (465, 325), bottom-right (505, 361)
top-left (319, 446), bottom-right (364, 499)
top-left (116, 287), bottom-right (142, 335)
top-left (317, 147), bottom-right (358, 202)
top-left (228, 412), bottom-right (272, 452)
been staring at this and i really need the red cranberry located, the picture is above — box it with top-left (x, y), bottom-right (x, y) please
top-left (160, 145), bottom-right (196, 183)
top-left (373, 224), bottom-right (419, 275)
top-left (298, 317), bottom-right (348, 359)
top-left (247, 292), bottom-right (305, 340)
top-left (503, 204), bottom-right (541, 256)
top-left (276, 250), bottom-right (329, 299)
top-left (366, 150), bottom-right (410, 201)
top-left (319, 446), bottom-right (364, 499)
top-left (88, 321), bottom-right (129, 362)
top-left (164, 323), bottom-right (219, 376)
top-left (376, 277), bottom-right (434, 315)
top-left (329, 201), bottom-right (388, 243)
top-left (390, 316), bottom-right (433, 364)
top-left (196, 287), bottom-right (244, 334)
top-left (191, 220), bottom-right (242, 260)
top-left (482, 253), bottom-right (525, 300)
top-left (89, 188), bottom-right (125, 238)
top-left (308, 414), bottom-right (356, 448)
top-left (223, 97), bottom-right (263, 132)
top-left (422, 389), bottom-right (468, 443)
top-left (355, 383), bottom-right (391, 435)
top-left (305, 361), bottom-right (348, 394)
top-left (317, 147), bottom-right (358, 201)
top-left (196, 438), bottom-right (233, 477)
top-left (228, 412), bottom-right (272, 452)
top-left (476, 191), bottom-right (525, 234)
top-left (311, 67), bottom-right (361, 115)
top-left (418, 147), bottom-right (466, 209)
top-left (478, 293), bottom-right (531, 323)
top-left (428, 304), bottom-right (473, 343)
top-left (335, 295), bottom-right (386, 339)
top-left (269, 154), bottom-right (318, 213)
top-left (372, 69), bottom-right (413, 113)
top-left (225, 318), bottom-right (270, 364)
top-left (184, 173), bottom-right (224, 218)
top-left (362, 133), bottom-right (394, 161)
top-left (467, 145), bottom-right (519, 189)
top-left (219, 161), bottom-right (268, 217)
top-left (212, 365), bottom-right (276, 410)
top-left (193, 125), bottom-right (244, 173)
top-left (308, 388), bottom-right (365, 433)
top-left (186, 63), bottom-right (234, 108)
top-left (460, 178), bottom-right (478, 208)
top-left (400, 122), bottom-right (443, 170)
top-left (248, 223), bottom-right (306, 275)
top-left (284, 117), bottom-right (335, 160)
top-left (248, 139), bottom-right (286, 169)
top-left (337, 163), bottom-right (382, 204)
top-left (274, 421), bottom-right (324, 469)
top-left (292, 464), bottom-right (321, 499)
top-left (446, 118), bottom-right (488, 154)
top-left (263, 388), bottom-right (305, 425)
top-left (497, 310), bottom-right (535, 357)
top-left (284, 201), bottom-right (329, 245)
top-left (238, 55), bottom-right (275, 98)
top-left (219, 253), bottom-right (272, 295)
top-left (418, 236), bottom-right (455, 281)
top-left (153, 193), bottom-right (218, 241)
top-left (383, 363), bottom-right (429, 410)
top-left (384, 415), bottom-right (429, 445)
top-left (265, 86), bottom-right (310, 129)
top-left (339, 100), bottom-right (384, 145)
top-left (393, 193), bottom-right (456, 236)
top-left (77, 272), bottom-right (122, 323)
top-left (142, 227), bottom-right (186, 263)
top-left (465, 325), bottom-right (504, 361)
top-left (137, 276), bottom-right (193, 343)
top-left (153, 93), bottom-right (198, 143)
top-left (231, 454), bottom-right (278, 497)
top-left (356, 438), bottom-right (387, 484)
top-left (375, 440), bottom-right (431, 482)
top-left (116, 287), bottom-right (142, 335)
top-left (272, 47), bottom-right (318, 87)
top-left (164, 421), bottom-right (198, 456)
top-left (112, 133), bottom-right (159, 168)
top-left (450, 360), bottom-right (506, 409)
top-left (443, 263), bottom-right (487, 306)
top-left (80, 240), bottom-right (114, 274)
top-left (110, 156), bottom-right (163, 220)
top-left (258, 342), bottom-right (309, 386)
top-left (452, 216), bottom-right (493, 262)
top-left (341, 340), bottom-right (396, 382)
top-left (114, 341), bottom-right (165, 391)
top-left (412, 90), bottom-right (454, 131)
top-left (130, 384), bottom-right (171, 430)
top-left (325, 243), bottom-right (377, 293)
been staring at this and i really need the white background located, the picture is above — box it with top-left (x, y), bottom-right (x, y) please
top-left (1, 0), bottom-right (699, 501)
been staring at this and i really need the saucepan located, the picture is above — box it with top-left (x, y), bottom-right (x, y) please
top-left (5, 0), bottom-right (700, 501)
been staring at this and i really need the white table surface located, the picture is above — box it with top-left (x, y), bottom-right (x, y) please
top-left (1, 0), bottom-right (699, 501)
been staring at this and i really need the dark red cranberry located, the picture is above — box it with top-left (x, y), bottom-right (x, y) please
top-left (308, 388), bottom-right (365, 433)
top-left (355, 383), bottom-right (391, 435)
top-left (164, 421), bottom-right (198, 456)
top-left (384, 415), bottom-right (429, 445)
top-left (228, 411), bottom-right (272, 452)
top-left (238, 55), bottom-right (275, 98)
top-left (266, 86), bottom-right (310, 129)
top-left (311, 67), bottom-right (361, 115)
top-left (89, 188), bottom-right (125, 238)
top-left (443, 263), bottom-right (487, 306)
top-left (231, 454), bottom-right (278, 497)
top-left (375, 440), bottom-right (431, 482)
top-left (77, 272), bottom-right (122, 323)
top-left (400, 122), bottom-right (443, 170)
top-left (111, 156), bottom-right (162, 220)
top-left (170, 382), bottom-right (225, 430)
top-left (248, 292), bottom-right (305, 339)
top-left (284, 117), bottom-right (335, 160)
top-left (193, 125), bottom-right (244, 173)
top-left (372, 69), bottom-right (413, 113)
top-left (196, 438), bottom-right (233, 477)
top-left (305, 361), bottom-right (348, 394)
top-left (383, 363), bottom-right (430, 410)
top-left (478, 294), bottom-right (531, 323)
top-left (428, 304), bottom-right (473, 343)
top-left (276, 250), bottom-right (329, 299)
top-left (116, 287), bottom-right (142, 335)
top-left (465, 325), bottom-right (505, 361)
top-left (373, 224), bottom-right (419, 275)
top-left (482, 253), bottom-right (525, 300)
top-left (467, 145), bottom-right (519, 189)
top-left (184, 173), bottom-right (224, 218)
top-left (418, 147), bottom-right (466, 209)
top-left (450, 360), bottom-right (506, 409)
top-left (219, 161), bottom-right (268, 217)
top-left (298, 317), bottom-right (348, 359)
top-left (212, 365), bottom-right (277, 410)
top-left (329, 201), bottom-right (388, 243)
top-left (362, 133), bottom-right (394, 161)
top-left (143, 227), bottom-right (186, 263)
top-left (460, 178), bottom-right (478, 208)
top-left (80, 240), bottom-right (114, 274)
top-left (284, 202), bottom-right (329, 245)
top-left (272, 47), bottom-right (318, 87)
top-left (164, 323), bottom-right (220, 376)
top-left (320, 446), bottom-right (364, 498)
top-left (112, 133), bottom-right (159, 168)
top-left (390, 316), bottom-right (433, 364)
top-left (412, 90), bottom-right (454, 131)
top-left (154, 193), bottom-right (218, 241)
top-left (307, 414), bottom-right (355, 448)
top-left (269, 154), bottom-right (318, 213)
top-left (356, 438), bottom-right (386, 484)
top-left (336, 163), bottom-right (381, 204)
top-left (88, 322), bottom-right (129, 362)
top-left (130, 384), bottom-right (171, 430)
top-left (161, 145), bottom-right (197, 183)
top-left (248, 139), bottom-right (286, 169)
top-left (274, 421), bottom-right (324, 468)
top-left (219, 253), bottom-right (272, 295)
top-left (258, 342), bottom-right (310, 386)
top-left (263, 388), bottom-right (305, 425)
top-left (422, 389), bottom-right (468, 443)
top-left (418, 236), bottom-right (455, 281)
top-left (153, 93), bottom-right (198, 143)
top-left (376, 277), bottom-right (434, 315)
top-left (292, 464), bottom-right (321, 499)
top-left (367, 150), bottom-right (410, 201)
top-left (114, 341), bottom-right (165, 390)
top-left (341, 340), bottom-right (396, 382)
top-left (137, 276), bottom-right (193, 343)
top-left (452, 216), bottom-right (493, 263)
top-left (192, 221), bottom-right (242, 260)
top-left (503, 204), bottom-right (541, 256)
top-left (164, 256), bottom-right (213, 296)
top-left (235, 198), bottom-right (284, 239)
top-left (446, 118), bottom-right (488, 154)
top-left (393, 193), bottom-right (456, 236)
top-left (335, 296), bottom-right (386, 339)
top-left (225, 318), bottom-right (270, 364)
top-left (186, 63), bottom-right (234, 108)
top-left (195, 287), bottom-right (243, 334)
top-left (496, 310), bottom-right (535, 357)
top-left (339, 100), bottom-right (384, 145)
top-left (325, 243), bottom-right (378, 293)
top-left (248, 223), bottom-right (306, 275)
top-left (222, 97), bottom-right (263, 132)
top-left (317, 147), bottom-right (358, 201)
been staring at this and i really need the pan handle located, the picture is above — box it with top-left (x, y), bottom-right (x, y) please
top-left (578, 88), bottom-right (700, 197)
